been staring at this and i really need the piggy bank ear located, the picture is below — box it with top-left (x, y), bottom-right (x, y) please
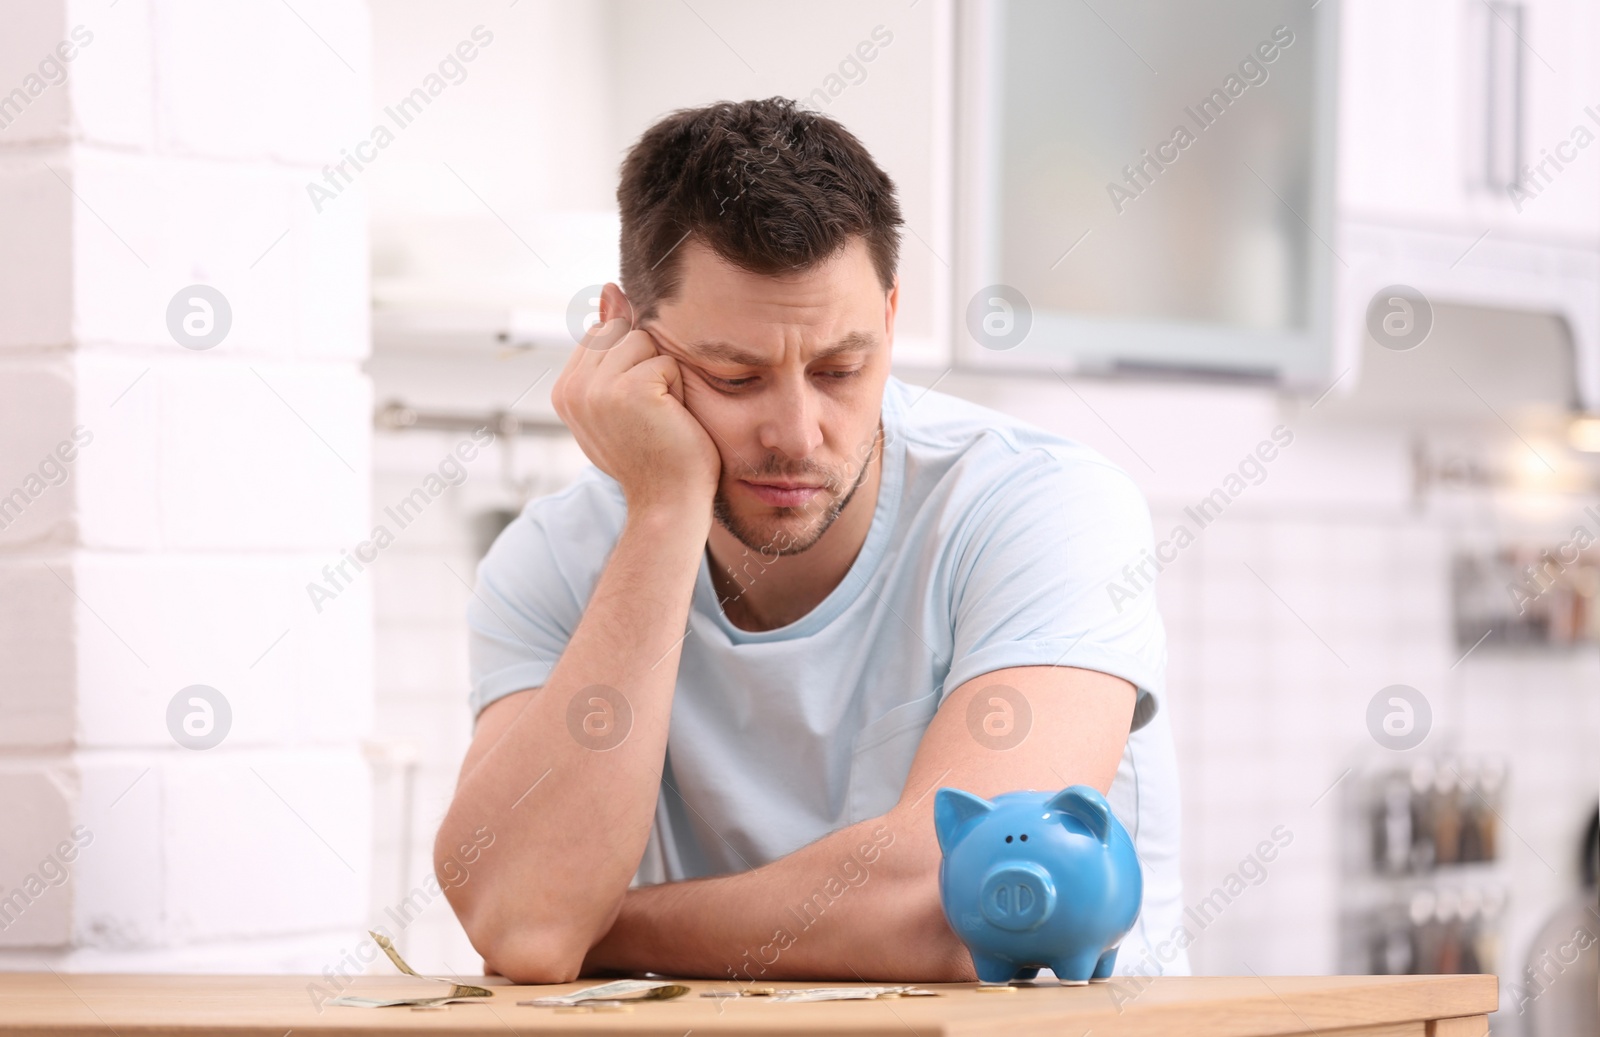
top-left (1046, 785), bottom-right (1112, 843)
top-left (934, 788), bottom-right (994, 855)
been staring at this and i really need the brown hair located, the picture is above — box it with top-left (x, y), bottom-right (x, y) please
top-left (616, 97), bottom-right (903, 320)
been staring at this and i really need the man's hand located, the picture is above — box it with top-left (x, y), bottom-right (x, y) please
top-left (552, 317), bottom-right (722, 514)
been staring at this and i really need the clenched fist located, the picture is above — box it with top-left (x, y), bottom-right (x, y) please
top-left (551, 317), bottom-right (722, 520)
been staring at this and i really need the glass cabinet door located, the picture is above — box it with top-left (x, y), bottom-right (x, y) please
top-left (956, 0), bottom-right (1337, 385)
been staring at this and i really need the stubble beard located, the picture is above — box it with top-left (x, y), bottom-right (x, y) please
top-left (711, 423), bottom-right (881, 557)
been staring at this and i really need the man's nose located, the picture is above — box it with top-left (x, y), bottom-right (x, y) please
top-left (758, 375), bottom-right (825, 461)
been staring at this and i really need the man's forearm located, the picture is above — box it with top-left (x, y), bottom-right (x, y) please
top-left (580, 810), bottom-right (975, 983)
top-left (438, 503), bottom-right (710, 980)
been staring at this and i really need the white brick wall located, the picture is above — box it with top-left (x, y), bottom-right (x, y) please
top-left (0, 0), bottom-right (374, 970)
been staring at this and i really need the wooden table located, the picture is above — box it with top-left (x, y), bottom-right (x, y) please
top-left (0, 972), bottom-right (1497, 1036)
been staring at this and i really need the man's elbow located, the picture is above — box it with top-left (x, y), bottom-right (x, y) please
top-left (434, 856), bottom-right (595, 982)
top-left (477, 930), bottom-right (590, 984)
top-left (448, 885), bottom-right (595, 983)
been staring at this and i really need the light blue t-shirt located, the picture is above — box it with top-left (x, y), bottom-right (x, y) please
top-left (467, 375), bottom-right (1189, 977)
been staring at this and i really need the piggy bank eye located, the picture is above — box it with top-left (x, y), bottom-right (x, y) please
top-left (1004, 835), bottom-right (1013, 843)
top-left (1020, 834), bottom-right (1029, 842)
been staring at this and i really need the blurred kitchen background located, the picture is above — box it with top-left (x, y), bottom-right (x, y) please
top-left (1, 1), bottom-right (1597, 1033)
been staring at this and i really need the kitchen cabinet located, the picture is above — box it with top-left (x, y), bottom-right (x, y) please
top-left (1334, 0), bottom-right (1600, 409)
top-left (948, 0), bottom-right (1600, 402)
top-left (1338, 0), bottom-right (1600, 242)
top-left (953, 0), bottom-right (1340, 387)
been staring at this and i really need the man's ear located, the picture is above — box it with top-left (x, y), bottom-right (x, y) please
top-left (599, 283), bottom-right (636, 329)
top-left (882, 276), bottom-right (899, 353)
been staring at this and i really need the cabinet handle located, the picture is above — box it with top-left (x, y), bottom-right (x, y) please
top-left (1480, 2), bottom-right (1525, 192)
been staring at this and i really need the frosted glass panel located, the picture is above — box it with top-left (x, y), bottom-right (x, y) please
top-left (973, 0), bottom-right (1330, 376)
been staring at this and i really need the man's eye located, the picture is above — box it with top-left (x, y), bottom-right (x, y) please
top-left (707, 370), bottom-right (859, 389)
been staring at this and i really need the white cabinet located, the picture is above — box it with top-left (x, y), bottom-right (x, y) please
top-left (951, 0), bottom-right (1340, 387)
top-left (1336, 0), bottom-right (1462, 229)
top-left (1334, 0), bottom-right (1600, 409)
top-left (1338, 0), bottom-right (1600, 241)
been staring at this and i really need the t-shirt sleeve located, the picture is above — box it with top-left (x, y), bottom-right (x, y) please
top-left (465, 478), bottom-right (618, 721)
top-left (942, 449), bottom-right (1166, 731)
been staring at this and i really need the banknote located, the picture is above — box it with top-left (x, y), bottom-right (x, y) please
top-left (326, 930), bottom-right (494, 1009)
top-left (698, 985), bottom-right (940, 1002)
top-left (764, 986), bottom-right (940, 1002)
top-left (326, 993), bottom-right (489, 1009)
top-left (519, 979), bottom-right (692, 1006)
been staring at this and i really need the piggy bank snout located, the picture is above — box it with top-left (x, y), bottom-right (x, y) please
top-left (978, 861), bottom-right (1057, 932)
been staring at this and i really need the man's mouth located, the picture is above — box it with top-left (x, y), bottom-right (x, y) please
top-left (741, 479), bottom-right (826, 509)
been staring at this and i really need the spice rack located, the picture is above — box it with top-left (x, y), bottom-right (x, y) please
top-left (1452, 543), bottom-right (1600, 649)
top-left (1339, 757), bottom-right (1511, 976)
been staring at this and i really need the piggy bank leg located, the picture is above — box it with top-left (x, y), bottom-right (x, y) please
top-left (972, 954), bottom-right (1023, 985)
top-left (1012, 967), bottom-right (1040, 982)
top-left (1090, 947), bottom-right (1118, 983)
top-left (1050, 949), bottom-right (1102, 986)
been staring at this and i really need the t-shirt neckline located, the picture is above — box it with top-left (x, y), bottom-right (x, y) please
top-left (695, 377), bottom-right (908, 643)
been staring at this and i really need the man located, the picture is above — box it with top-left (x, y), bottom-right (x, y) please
top-left (435, 97), bottom-right (1186, 984)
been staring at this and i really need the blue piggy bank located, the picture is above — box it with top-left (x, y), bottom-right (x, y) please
top-left (934, 785), bottom-right (1142, 985)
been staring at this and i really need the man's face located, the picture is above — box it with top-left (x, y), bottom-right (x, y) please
top-left (643, 236), bottom-right (897, 555)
